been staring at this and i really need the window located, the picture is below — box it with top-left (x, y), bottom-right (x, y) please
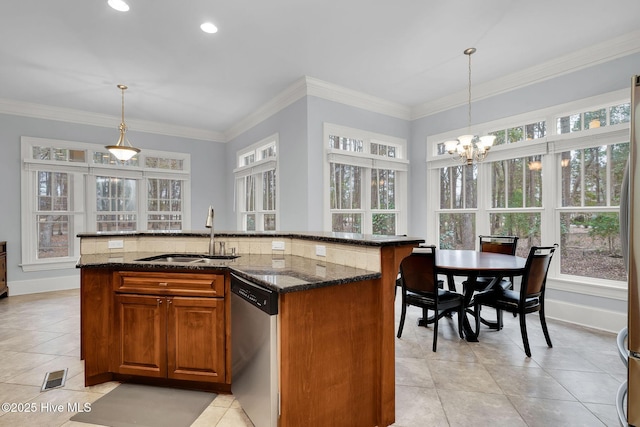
top-left (147, 178), bottom-right (183, 230)
top-left (36, 171), bottom-right (72, 259)
top-left (427, 91), bottom-right (630, 289)
top-left (325, 124), bottom-right (408, 235)
top-left (489, 156), bottom-right (544, 256)
top-left (234, 135), bottom-right (278, 231)
top-left (439, 164), bottom-right (476, 249)
top-left (96, 176), bottom-right (137, 232)
top-left (558, 142), bottom-right (628, 281)
top-left (21, 137), bottom-right (190, 271)
top-left (556, 102), bottom-right (630, 134)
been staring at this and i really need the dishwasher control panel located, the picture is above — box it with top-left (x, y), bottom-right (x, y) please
top-left (231, 273), bottom-right (278, 315)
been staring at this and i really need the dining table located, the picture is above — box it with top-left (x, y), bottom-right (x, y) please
top-left (420, 249), bottom-right (528, 342)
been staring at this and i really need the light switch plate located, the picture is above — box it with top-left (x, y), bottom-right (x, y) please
top-left (108, 239), bottom-right (124, 249)
top-left (315, 245), bottom-right (326, 257)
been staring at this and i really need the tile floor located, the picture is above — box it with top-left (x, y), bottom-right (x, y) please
top-left (0, 289), bottom-right (626, 426)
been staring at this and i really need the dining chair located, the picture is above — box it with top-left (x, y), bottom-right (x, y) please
top-left (396, 245), bottom-right (464, 352)
top-left (395, 245), bottom-right (444, 297)
top-left (473, 244), bottom-right (557, 357)
top-left (476, 235), bottom-right (519, 289)
top-left (464, 235), bottom-right (519, 328)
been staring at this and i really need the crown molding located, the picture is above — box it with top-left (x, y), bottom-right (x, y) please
top-left (0, 98), bottom-right (226, 142)
top-left (411, 29), bottom-right (640, 120)
top-left (304, 76), bottom-right (411, 120)
top-left (224, 76), bottom-right (412, 141)
top-left (4, 28), bottom-right (639, 143)
top-left (223, 77), bottom-right (308, 141)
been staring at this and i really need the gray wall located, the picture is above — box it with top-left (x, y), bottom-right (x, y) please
top-left (0, 114), bottom-right (225, 288)
top-left (225, 98), bottom-right (309, 231)
top-left (305, 96), bottom-right (411, 230)
top-left (225, 96), bottom-right (410, 231)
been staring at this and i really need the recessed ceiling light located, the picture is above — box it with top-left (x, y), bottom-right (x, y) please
top-left (200, 22), bottom-right (218, 34)
top-left (108, 0), bottom-right (130, 12)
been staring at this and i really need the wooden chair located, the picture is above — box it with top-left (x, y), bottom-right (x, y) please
top-left (476, 235), bottom-right (519, 288)
top-left (473, 245), bottom-right (557, 357)
top-left (464, 235), bottom-right (519, 328)
top-left (396, 246), bottom-right (464, 352)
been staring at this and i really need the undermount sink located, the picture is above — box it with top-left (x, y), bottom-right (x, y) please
top-left (135, 254), bottom-right (240, 264)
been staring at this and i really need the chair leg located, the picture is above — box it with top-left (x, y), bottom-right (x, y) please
top-left (497, 308), bottom-right (503, 330)
top-left (519, 313), bottom-right (531, 357)
top-left (432, 310), bottom-right (439, 352)
top-left (473, 303), bottom-right (481, 338)
top-left (457, 305), bottom-right (464, 339)
top-left (397, 296), bottom-right (407, 338)
top-left (540, 306), bottom-right (553, 348)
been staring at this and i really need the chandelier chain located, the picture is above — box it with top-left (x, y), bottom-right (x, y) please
top-left (467, 51), bottom-right (472, 131)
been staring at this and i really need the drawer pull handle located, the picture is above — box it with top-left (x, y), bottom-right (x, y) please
top-left (159, 282), bottom-right (168, 286)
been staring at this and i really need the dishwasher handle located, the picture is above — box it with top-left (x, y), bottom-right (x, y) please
top-left (231, 273), bottom-right (278, 315)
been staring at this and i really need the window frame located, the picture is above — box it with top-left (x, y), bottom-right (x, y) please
top-left (20, 136), bottom-right (191, 271)
top-left (234, 134), bottom-right (279, 232)
top-left (323, 123), bottom-right (408, 235)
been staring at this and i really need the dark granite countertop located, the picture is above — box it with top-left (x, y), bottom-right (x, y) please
top-left (76, 230), bottom-right (424, 247)
top-left (77, 252), bottom-right (381, 294)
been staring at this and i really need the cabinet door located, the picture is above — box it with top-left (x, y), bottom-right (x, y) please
top-left (167, 297), bottom-right (226, 383)
top-left (112, 294), bottom-right (167, 378)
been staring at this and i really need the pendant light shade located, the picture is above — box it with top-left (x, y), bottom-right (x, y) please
top-left (105, 84), bottom-right (140, 162)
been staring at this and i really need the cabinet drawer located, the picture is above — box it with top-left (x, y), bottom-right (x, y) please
top-left (114, 271), bottom-right (224, 297)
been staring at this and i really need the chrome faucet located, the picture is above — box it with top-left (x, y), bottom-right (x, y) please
top-left (205, 206), bottom-right (215, 255)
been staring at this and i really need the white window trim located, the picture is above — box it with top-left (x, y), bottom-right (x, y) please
top-left (426, 89), bottom-right (630, 300)
top-left (323, 123), bottom-right (408, 235)
top-left (234, 134), bottom-right (279, 231)
top-left (20, 136), bottom-right (191, 271)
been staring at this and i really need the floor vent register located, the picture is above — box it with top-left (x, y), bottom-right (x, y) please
top-left (41, 368), bottom-right (68, 391)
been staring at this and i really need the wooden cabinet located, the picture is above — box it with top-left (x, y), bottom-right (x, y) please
top-left (112, 293), bottom-right (226, 383)
top-left (0, 242), bottom-right (7, 298)
top-left (80, 268), bottom-right (230, 390)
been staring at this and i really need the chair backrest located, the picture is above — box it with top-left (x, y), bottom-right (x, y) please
top-left (399, 245), bottom-right (439, 295)
top-left (479, 235), bottom-right (519, 256)
top-left (521, 245), bottom-right (557, 300)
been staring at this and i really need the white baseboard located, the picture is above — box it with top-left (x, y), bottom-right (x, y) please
top-left (545, 298), bottom-right (626, 334)
top-left (7, 275), bottom-right (80, 296)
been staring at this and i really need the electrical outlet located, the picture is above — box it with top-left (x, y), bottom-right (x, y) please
top-left (108, 239), bottom-right (124, 249)
top-left (272, 241), bottom-right (285, 251)
top-left (315, 245), bottom-right (326, 257)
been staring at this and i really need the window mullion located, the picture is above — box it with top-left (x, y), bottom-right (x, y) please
top-left (363, 167), bottom-right (372, 234)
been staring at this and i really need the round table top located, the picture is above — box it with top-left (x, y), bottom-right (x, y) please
top-left (436, 249), bottom-right (527, 276)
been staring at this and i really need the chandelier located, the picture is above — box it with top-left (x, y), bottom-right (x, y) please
top-left (443, 48), bottom-right (495, 165)
top-left (105, 84), bottom-right (140, 162)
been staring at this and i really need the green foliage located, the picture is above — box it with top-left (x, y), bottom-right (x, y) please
top-left (587, 213), bottom-right (620, 255)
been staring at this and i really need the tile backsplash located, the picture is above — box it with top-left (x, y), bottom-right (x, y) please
top-left (80, 236), bottom-right (381, 271)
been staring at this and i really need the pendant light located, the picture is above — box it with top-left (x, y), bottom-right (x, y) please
top-left (443, 48), bottom-right (495, 165)
top-left (105, 84), bottom-right (140, 162)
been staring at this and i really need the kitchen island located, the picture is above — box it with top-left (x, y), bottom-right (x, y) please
top-left (77, 231), bottom-right (423, 427)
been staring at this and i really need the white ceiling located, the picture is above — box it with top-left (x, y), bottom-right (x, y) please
top-left (2, 0), bottom-right (640, 141)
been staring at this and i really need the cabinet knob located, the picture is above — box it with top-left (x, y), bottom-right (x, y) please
top-left (159, 282), bottom-right (168, 287)
top-left (157, 298), bottom-right (162, 305)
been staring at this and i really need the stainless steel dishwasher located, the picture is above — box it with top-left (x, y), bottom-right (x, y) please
top-left (230, 273), bottom-right (279, 427)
